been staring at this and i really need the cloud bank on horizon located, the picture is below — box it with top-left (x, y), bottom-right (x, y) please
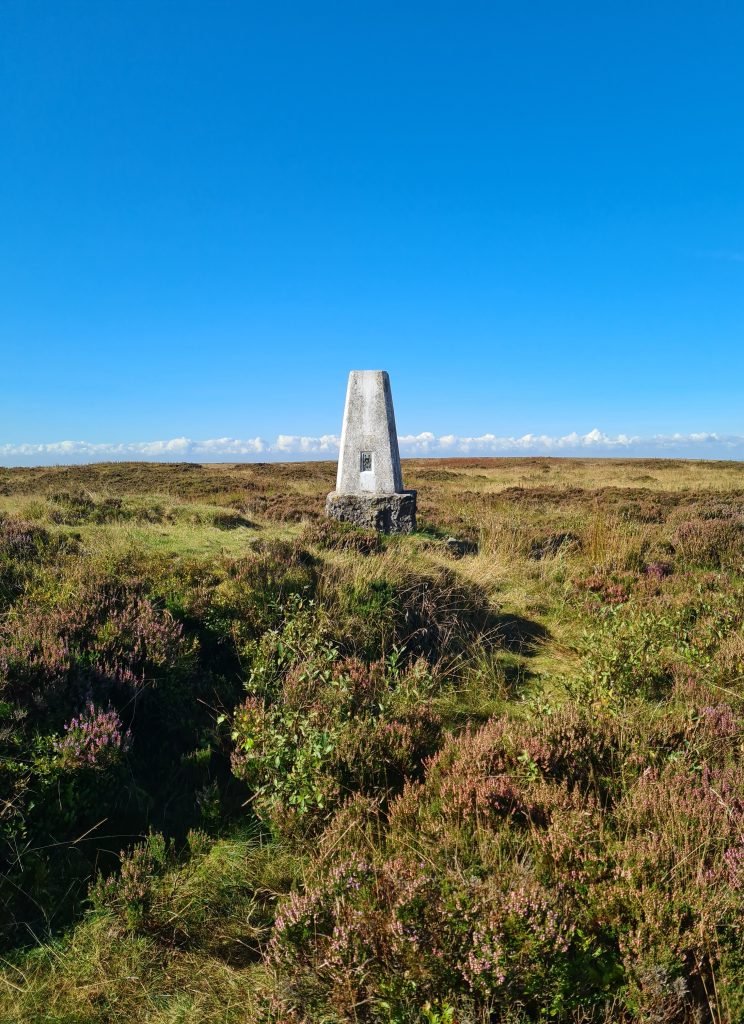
top-left (2, 429), bottom-right (744, 465)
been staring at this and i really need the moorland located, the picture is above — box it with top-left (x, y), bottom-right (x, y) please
top-left (1, 457), bottom-right (744, 1023)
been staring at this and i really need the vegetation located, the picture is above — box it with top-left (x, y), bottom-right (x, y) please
top-left (1, 456), bottom-right (743, 1022)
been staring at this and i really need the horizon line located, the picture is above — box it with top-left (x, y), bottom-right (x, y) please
top-left (2, 428), bottom-right (744, 467)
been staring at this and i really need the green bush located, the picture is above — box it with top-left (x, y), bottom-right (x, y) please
top-left (229, 595), bottom-right (444, 835)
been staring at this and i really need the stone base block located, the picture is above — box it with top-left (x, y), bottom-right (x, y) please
top-left (325, 491), bottom-right (417, 534)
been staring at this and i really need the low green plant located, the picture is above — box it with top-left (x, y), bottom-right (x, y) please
top-left (229, 595), bottom-right (444, 834)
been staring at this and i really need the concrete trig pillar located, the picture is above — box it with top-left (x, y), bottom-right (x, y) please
top-left (325, 370), bottom-right (416, 533)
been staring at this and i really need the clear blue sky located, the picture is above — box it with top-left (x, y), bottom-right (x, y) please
top-left (1, 2), bottom-right (743, 462)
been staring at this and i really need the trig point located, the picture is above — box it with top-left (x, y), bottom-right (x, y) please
top-left (325, 370), bottom-right (416, 533)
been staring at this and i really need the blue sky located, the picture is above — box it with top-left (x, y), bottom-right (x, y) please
top-left (1, 2), bottom-right (743, 464)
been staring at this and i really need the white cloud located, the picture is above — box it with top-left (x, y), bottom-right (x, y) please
top-left (398, 429), bottom-right (743, 455)
top-left (1, 429), bottom-right (743, 466)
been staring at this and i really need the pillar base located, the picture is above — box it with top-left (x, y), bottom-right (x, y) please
top-left (325, 491), bottom-right (417, 535)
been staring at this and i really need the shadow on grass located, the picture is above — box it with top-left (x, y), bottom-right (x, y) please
top-left (490, 611), bottom-right (550, 656)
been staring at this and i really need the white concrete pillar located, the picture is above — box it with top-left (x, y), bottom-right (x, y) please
top-left (326, 370), bottom-right (416, 533)
top-left (336, 370), bottom-right (404, 495)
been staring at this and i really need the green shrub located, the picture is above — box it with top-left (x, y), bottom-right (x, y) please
top-left (229, 595), bottom-right (444, 834)
top-left (575, 589), bottom-right (744, 703)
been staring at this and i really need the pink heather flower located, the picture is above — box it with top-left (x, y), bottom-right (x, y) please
top-left (54, 701), bottom-right (131, 769)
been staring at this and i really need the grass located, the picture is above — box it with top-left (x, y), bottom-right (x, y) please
top-left (1, 456), bottom-right (744, 1022)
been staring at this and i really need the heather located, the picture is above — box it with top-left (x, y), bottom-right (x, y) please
top-left (1, 459), bottom-right (744, 1022)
